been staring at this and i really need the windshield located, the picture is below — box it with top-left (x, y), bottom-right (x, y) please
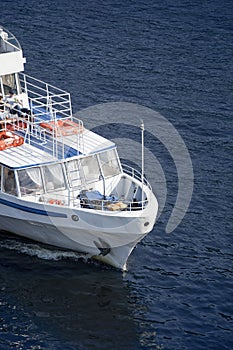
top-left (98, 149), bottom-right (121, 177)
top-left (80, 155), bottom-right (101, 184)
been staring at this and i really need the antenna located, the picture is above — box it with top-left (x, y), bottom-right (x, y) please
top-left (141, 119), bottom-right (144, 208)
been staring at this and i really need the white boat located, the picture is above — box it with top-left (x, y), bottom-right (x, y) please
top-left (0, 26), bottom-right (158, 270)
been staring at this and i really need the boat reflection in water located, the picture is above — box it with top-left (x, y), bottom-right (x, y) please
top-left (0, 233), bottom-right (140, 349)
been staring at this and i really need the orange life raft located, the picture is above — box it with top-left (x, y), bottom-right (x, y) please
top-left (48, 199), bottom-right (64, 205)
top-left (40, 119), bottom-right (84, 136)
top-left (0, 131), bottom-right (24, 151)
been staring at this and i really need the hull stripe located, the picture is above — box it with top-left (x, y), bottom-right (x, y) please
top-left (0, 198), bottom-right (67, 218)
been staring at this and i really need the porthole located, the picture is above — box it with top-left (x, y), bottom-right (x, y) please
top-left (71, 215), bottom-right (79, 222)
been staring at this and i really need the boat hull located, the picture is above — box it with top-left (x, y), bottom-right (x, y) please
top-left (0, 193), bottom-right (158, 270)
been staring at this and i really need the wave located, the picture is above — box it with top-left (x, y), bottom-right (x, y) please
top-left (0, 239), bottom-right (90, 262)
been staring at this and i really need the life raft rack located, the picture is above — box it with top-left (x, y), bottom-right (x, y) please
top-left (0, 131), bottom-right (24, 151)
top-left (39, 119), bottom-right (84, 136)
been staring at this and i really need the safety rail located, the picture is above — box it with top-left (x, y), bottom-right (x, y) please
top-left (1, 72), bottom-right (84, 158)
top-left (21, 189), bottom-right (148, 212)
top-left (1, 114), bottom-right (84, 160)
top-left (121, 163), bottom-right (152, 191)
top-left (19, 73), bottom-right (72, 120)
top-left (77, 198), bottom-right (148, 211)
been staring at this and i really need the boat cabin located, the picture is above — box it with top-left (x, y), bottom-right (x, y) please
top-left (0, 147), bottom-right (123, 207)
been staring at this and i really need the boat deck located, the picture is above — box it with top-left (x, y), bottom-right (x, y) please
top-left (0, 121), bottom-right (115, 169)
top-left (0, 72), bottom-right (115, 169)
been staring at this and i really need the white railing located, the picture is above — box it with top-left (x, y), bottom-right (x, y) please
top-left (20, 185), bottom-right (148, 212)
top-left (0, 73), bottom-right (84, 159)
top-left (19, 73), bottom-right (72, 120)
top-left (3, 115), bottom-right (83, 160)
top-left (121, 163), bottom-right (152, 191)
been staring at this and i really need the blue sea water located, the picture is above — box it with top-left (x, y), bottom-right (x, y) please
top-left (0, 0), bottom-right (233, 349)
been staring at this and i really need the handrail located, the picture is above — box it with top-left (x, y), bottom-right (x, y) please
top-left (7, 72), bottom-right (85, 158)
top-left (19, 73), bottom-right (69, 94)
top-left (121, 163), bottom-right (152, 191)
top-left (21, 189), bottom-right (148, 212)
top-left (19, 73), bottom-right (72, 120)
top-left (3, 115), bottom-right (83, 160)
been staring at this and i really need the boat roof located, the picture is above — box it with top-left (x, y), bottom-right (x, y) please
top-left (0, 128), bottom-right (115, 170)
top-left (67, 129), bottom-right (115, 155)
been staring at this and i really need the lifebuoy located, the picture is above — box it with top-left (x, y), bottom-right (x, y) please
top-left (40, 119), bottom-right (84, 136)
top-left (0, 131), bottom-right (24, 151)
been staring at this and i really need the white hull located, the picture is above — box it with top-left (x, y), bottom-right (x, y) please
top-left (0, 191), bottom-right (158, 270)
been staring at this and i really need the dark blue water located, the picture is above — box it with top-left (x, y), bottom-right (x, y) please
top-left (1, 0), bottom-right (233, 349)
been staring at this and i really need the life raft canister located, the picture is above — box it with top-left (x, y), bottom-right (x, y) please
top-left (40, 119), bottom-right (84, 136)
top-left (0, 131), bottom-right (24, 151)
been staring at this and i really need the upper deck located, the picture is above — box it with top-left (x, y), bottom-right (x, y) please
top-left (0, 73), bottom-right (115, 169)
top-left (0, 26), bottom-right (115, 169)
top-left (0, 127), bottom-right (115, 169)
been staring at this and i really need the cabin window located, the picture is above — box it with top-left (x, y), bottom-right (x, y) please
top-left (98, 149), bottom-right (121, 178)
top-left (42, 163), bottom-right (65, 192)
top-left (80, 155), bottom-right (100, 183)
top-left (2, 167), bottom-right (17, 196)
top-left (18, 167), bottom-right (43, 196)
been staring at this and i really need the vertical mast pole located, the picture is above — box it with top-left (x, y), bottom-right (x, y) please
top-left (141, 120), bottom-right (144, 208)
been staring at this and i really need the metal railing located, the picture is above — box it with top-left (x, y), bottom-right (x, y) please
top-left (19, 73), bottom-right (72, 120)
top-left (1, 73), bottom-right (84, 159)
top-left (23, 189), bottom-right (148, 212)
top-left (121, 163), bottom-right (152, 191)
top-left (3, 115), bottom-right (83, 160)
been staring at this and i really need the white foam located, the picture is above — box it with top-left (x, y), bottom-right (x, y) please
top-left (0, 239), bottom-right (90, 262)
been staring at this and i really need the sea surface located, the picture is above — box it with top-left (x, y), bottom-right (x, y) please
top-left (1, 0), bottom-right (233, 349)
